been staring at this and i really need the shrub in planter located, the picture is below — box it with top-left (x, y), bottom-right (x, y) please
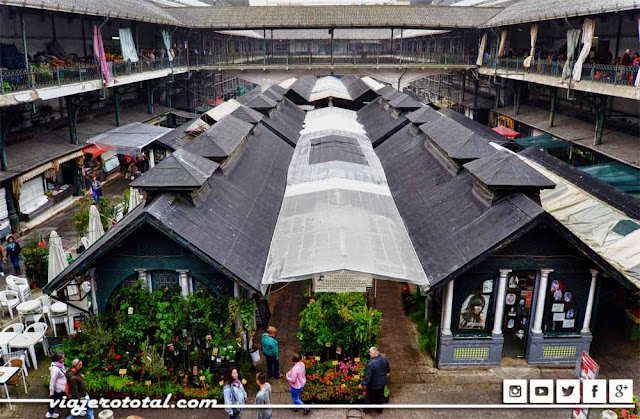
top-left (22, 237), bottom-right (48, 288)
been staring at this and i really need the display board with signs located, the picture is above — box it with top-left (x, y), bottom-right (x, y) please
top-left (312, 271), bottom-right (373, 293)
top-left (573, 351), bottom-right (599, 419)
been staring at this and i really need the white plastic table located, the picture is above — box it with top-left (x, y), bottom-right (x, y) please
top-left (50, 302), bottom-right (68, 314)
top-left (8, 332), bottom-right (44, 370)
top-left (0, 366), bottom-right (27, 409)
top-left (0, 332), bottom-right (18, 354)
top-left (16, 300), bottom-right (42, 324)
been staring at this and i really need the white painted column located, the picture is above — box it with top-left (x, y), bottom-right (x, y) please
top-left (531, 269), bottom-right (554, 334)
top-left (176, 269), bottom-right (190, 298)
top-left (581, 269), bottom-right (598, 334)
top-left (441, 280), bottom-right (454, 335)
top-left (149, 148), bottom-right (155, 168)
top-left (135, 269), bottom-right (150, 291)
top-left (492, 269), bottom-right (512, 336)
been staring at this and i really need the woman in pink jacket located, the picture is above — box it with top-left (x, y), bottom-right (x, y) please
top-left (47, 351), bottom-right (67, 418)
top-left (286, 354), bottom-right (309, 415)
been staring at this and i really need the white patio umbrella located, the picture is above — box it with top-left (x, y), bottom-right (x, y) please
top-left (48, 231), bottom-right (69, 284)
top-left (128, 187), bottom-right (143, 213)
top-left (87, 205), bottom-right (105, 246)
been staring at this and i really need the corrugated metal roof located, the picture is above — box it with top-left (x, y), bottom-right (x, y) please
top-left (482, 0), bottom-right (640, 27)
top-left (166, 5), bottom-right (503, 29)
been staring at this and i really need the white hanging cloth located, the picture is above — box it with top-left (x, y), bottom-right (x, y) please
top-left (119, 28), bottom-right (139, 63)
top-left (476, 32), bottom-right (487, 66)
top-left (162, 29), bottom-right (173, 62)
top-left (524, 24), bottom-right (538, 68)
top-left (572, 19), bottom-right (596, 81)
top-left (47, 231), bottom-right (69, 284)
top-left (562, 29), bottom-right (581, 81)
top-left (87, 205), bottom-right (105, 246)
top-left (128, 187), bottom-right (143, 213)
top-left (497, 30), bottom-right (507, 58)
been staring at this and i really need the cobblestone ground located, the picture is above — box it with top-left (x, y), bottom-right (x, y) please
top-left (2, 278), bottom-right (638, 418)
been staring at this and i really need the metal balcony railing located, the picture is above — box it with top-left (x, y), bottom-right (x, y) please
top-left (0, 52), bottom-right (477, 95)
top-left (486, 58), bottom-right (638, 87)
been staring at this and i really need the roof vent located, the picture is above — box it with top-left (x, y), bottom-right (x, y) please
top-left (130, 148), bottom-right (219, 202)
top-left (464, 151), bottom-right (556, 204)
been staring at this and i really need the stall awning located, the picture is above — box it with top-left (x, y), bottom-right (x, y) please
top-left (492, 125), bottom-right (521, 138)
top-left (515, 134), bottom-right (568, 149)
top-left (17, 162), bottom-right (54, 184)
top-left (56, 150), bottom-right (85, 165)
top-left (85, 123), bottom-right (172, 157)
top-left (83, 145), bottom-right (107, 158)
top-left (579, 163), bottom-right (640, 197)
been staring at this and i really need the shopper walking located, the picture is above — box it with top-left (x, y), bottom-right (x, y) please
top-left (6, 236), bottom-right (21, 275)
top-left (286, 354), bottom-right (309, 414)
top-left (358, 346), bottom-right (390, 414)
top-left (66, 359), bottom-right (95, 419)
top-left (90, 176), bottom-right (101, 204)
top-left (261, 326), bottom-right (283, 379)
top-left (47, 351), bottom-right (67, 419)
top-left (255, 372), bottom-right (272, 419)
top-left (223, 367), bottom-right (247, 419)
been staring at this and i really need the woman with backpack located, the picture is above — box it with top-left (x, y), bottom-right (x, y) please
top-left (47, 351), bottom-right (67, 418)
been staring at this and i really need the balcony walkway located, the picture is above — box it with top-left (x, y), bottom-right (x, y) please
top-left (495, 104), bottom-right (640, 168)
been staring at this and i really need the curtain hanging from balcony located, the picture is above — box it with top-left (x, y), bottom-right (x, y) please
top-left (572, 19), bottom-right (595, 81)
top-left (162, 30), bottom-right (173, 62)
top-left (561, 29), bottom-right (581, 81)
top-left (523, 24), bottom-right (538, 68)
top-left (119, 28), bottom-right (139, 63)
top-left (497, 30), bottom-right (507, 58)
top-left (93, 25), bottom-right (110, 83)
top-left (476, 32), bottom-right (487, 66)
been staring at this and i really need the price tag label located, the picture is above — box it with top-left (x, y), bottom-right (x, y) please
top-left (127, 307), bottom-right (134, 315)
top-left (145, 380), bottom-right (152, 386)
top-left (119, 369), bottom-right (127, 376)
top-left (332, 361), bottom-right (338, 366)
top-left (200, 376), bottom-right (206, 382)
top-left (241, 379), bottom-right (247, 385)
top-left (354, 357), bottom-right (360, 363)
top-left (314, 356), bottom-right (321, 362)
top-left (213, 348), bottom-right (219, 356)
top-left (219, 381), bottom-right (224, 386)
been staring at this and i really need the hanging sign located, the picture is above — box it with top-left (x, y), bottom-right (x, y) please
top-left (313, 271), bottom-right (373, 293)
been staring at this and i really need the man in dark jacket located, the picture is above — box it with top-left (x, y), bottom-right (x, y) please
top-left (66, 359), bottom-right (95, 419)
top-left (358, 346), bottom-right (390, 413)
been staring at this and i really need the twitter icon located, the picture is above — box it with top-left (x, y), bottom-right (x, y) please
top-left (556, 379), bottom-right (581, 404)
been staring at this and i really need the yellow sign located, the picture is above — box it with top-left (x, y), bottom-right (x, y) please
top-left (219, 381), bottom-right (224, 386)
top-left (145, 380), bottom-right (152, 386)
top-left (354, 358), bottom-right (360, 363)
top-left (314, 356), bottom-right (321, 362)
top-left (118, 369), bottom-right (127, 376)
top-left (241, 379), bottom-right (247, 385)
top-left (200, 376), bottom-right (206, 381)
top-left (332, 361), bottom-right (338, 366)
top-left (354, 375), bottom-right (360, 380)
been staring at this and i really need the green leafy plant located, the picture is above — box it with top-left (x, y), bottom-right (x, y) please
top-left (72, 195), bottom-right (117, 237)
top-left (22, 237), bottom-right (48, 288)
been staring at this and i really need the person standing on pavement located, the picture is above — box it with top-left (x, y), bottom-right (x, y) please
top-left (358, 346), bottom-right (390, 414)
top-left (6, 236), bottom-right (21, 275)
top-left (90, 176), bottom-right (101, 204)
top-left (286, 354), bottom-right (309, 415)
top-left (255, 372), bottom-right (272, 419)
top-left (66, 359), bottom-right (95, 419)
top-left (261, 326), bottom-right (283, 379)
top-left (47, 351), bottom-right (67, 419)
top-left (223, 367), bottom-right (247, 419)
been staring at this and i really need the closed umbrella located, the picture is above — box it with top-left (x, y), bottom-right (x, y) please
top-left (48, 231), bottom-right (69, 284)
top-left (87, 205), bottom-right (105, 246)
top-left (128, 187), bottom-right (143, 213)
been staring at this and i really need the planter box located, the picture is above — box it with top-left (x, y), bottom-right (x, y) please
top-left (51, 185), bottom-right (76, 204)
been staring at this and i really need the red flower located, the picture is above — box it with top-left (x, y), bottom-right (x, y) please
top-left (110, 349), bottom-right (115, 354)
top-left (169, 368), bottom-right (173, 372)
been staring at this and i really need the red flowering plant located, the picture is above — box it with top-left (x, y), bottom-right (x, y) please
top-left (301, 356), bottom-right (365, 403)
top-left (607, 395), bottom-right (639, 419)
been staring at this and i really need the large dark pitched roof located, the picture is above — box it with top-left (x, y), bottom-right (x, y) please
top-left (375, 124), bottom-right (545, 287)
top-left (155, 117), bottom-right (201, 150)
top-left (261, 98), bottom-right (305, 146)
top-left (464, 151), bottom-right (556, 189)
top-left (388, 93), bottom-right (422, 110)
top-left (438, 108), bottom-right (512, 146)
top-left (48, 125), bottom-right (294, 293)
top-left (243, 94), bottom-right (278, 110)
top-left (406, 106), bottom-right (441, 124)
top-left (287, 76), bottom-right (317, 103)
top-left (130, 148), bottom-right (219, 190)
top-left (342, 75), bottom-right (375, 101)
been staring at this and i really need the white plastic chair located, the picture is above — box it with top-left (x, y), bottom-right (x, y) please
top-left (2, 358), bottom-right (28, 396)
top-left (8, 322), bottom-right (48, 370)
top-left (0, 290), bottom-right (20, 319)
top-left (0, 323), bottom-right (24, 356)
top-left (18, 300), bottom-right (43, 325)
top-left (35, 296), bottom-right (51, 321)
top-left (5, 276), bottom-right (31, 302)
top-left (48, 301), bottom-right (70, 338)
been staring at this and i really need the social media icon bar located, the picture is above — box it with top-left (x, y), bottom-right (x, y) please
top-left (503, 379), bottom-right (528, 404)
top-left (581, 379), bottom-right (607, 404)
top-left (556, 379), bottom-right (581, 404)
top-left (608, 380), bottom-right (634, 404)
top-left (529, 379), bottom-right (554, 404)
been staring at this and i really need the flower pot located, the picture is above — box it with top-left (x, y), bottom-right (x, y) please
top-left (249, 349), bottom-right (260, 364)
